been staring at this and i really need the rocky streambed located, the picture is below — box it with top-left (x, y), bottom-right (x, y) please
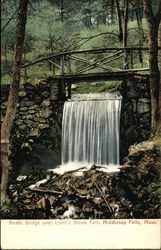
top-left (1, 140), bottom-right (160, 219)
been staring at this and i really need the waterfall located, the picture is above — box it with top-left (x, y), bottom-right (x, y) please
top-left (61, 93), bottom-right (122, 167)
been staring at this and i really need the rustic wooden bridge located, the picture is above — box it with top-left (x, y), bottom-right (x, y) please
top-left (21, 46), bottom-right (160, 97)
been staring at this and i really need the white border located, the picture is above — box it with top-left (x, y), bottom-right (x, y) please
top-left (1, 219), bottom-right (160, 249)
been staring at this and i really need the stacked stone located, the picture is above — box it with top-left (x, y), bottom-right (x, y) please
top-left (1, 85), bottom-right (9, 124)
top-left (1, 78), bottom-right (65, 136)
top-left (120, 75), bottom-right (151, 162)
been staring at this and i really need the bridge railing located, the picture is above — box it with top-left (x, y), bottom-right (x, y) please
top-left (44, 47), bottom-right (152, 77)
top-left (2, 47), bottom-right (161, 78)
top-left (2, 47), bottom-right (161, 97)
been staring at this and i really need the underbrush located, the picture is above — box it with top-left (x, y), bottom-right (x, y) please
top-left (72, 81), bottom-right (122, 94)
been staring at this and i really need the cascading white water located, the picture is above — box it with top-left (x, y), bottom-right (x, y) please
top-left (61, 93), bottom-right (122, 168)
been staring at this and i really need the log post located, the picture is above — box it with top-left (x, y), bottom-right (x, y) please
top-left (68, 82), bottom-right (71, 99)
top-left (67, 57), bottom-right (72, 74)
top-left (139, 48), bottom-right (143, 66)
top-left (130, 50), bottom-right (133, 69)
top-left (60, 55), bottom-right (65, 75)
top-left (52, 65), bottom-right (55, 76)
top-left (123, 48), bottom-right (129, 69)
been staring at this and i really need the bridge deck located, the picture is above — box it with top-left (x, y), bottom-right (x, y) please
top-left (52, 71), bottom-right (149, 83)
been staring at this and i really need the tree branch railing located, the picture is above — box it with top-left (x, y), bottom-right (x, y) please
top-left (53, 47), bottom-right (150, 76)
top-left (2, 46), bottom-right (161, 76)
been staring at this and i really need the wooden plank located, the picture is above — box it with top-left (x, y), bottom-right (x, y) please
top-left (51, 69), bottom-right (149, 82)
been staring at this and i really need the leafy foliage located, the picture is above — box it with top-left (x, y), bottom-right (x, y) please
top-left (9, 130), bottom-right (35, 174)
top-left (1, 0), bottom-right (150, 85)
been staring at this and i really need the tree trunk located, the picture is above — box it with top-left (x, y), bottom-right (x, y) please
top-left (115, 0), bottom-right (123, 42)
top-left (122, 0), bottom-right (129, 69)
top-left (60, 0), bottom-right (64, 21)
top-left (158, 23), bottom-right (161, 59)
top-left (135, 0), bottom-right (144, 37)
top-left (157, 23), bottom-right (161, 134)
top-left (84, 0), bottom-right (92, 28)
top-left (123, 0), bottom-right (129, 48)
top-left (111, 0), bottom-right (115, 24)
top-left (148, 24), bottom-right (160, 129)
top-left (158, 64), bottom-right (161, 134)
top-left (1, 0), bottom-right (28, 203)
top-left (135, 0), bottom-right (144, 66)
top-left (143, 0), bottom-right (161, 134)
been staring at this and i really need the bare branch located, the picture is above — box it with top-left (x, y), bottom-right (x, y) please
top-left (1, 7), bottom-right (19, 33)
top-left (75, 31), bottom-right (119, 49)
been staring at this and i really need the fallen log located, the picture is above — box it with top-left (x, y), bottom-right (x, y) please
top-left (26, 187), bottom-right (63, 195)
top-left (95, 182), bottom-right (114, 217)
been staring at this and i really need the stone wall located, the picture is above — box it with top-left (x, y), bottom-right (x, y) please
top-left (1, 74), bottom-right (151, 172)
top-left (120, 75), bottom-right (151, 162)
top-left (1, 78), bottom-right (65, 174)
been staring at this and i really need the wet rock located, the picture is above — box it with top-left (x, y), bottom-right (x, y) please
top-left (42, 100), bottom-right (51, 107)
top-left (29, 128), bottom-right (41, 137)
top-left (18, 91), bottom-right (27, 97)
top-left (24, 120), bottom-right (33, 125)
top-left (50, 85), bottom-right (59, 100)
top-left (26, 115), bottom-right (34, 120)
top-left (28, 105), bottom-right (38, 110)
top-left (20, 101), bottom-right (35, 107)
top-left (38, 124), bottom-right (49, 129)
top-left (41, 91), bottom-right (50, 98)
top-left (20, 107), bottom-right (28, 111)
top-left (137, 98), bottom-right (150, 113)
top-left (40, 108), bottom-right (52, 119)
top-left (34, 117), bottom-right (46, 123)
top-left (28, 110), bottom-right (36, 114)
top-left (19, 125), bottom-right (27, 130)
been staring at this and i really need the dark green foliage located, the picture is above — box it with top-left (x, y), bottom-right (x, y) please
top-left (72, 81), bottom-right (121, 94)
top-left (0, 199), bottom-right (19, 219)
top-left (9, 129), bottom-right (35, 174)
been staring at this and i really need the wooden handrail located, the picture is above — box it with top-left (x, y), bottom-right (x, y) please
top-left (2, 46), bottom-right (160, 75)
